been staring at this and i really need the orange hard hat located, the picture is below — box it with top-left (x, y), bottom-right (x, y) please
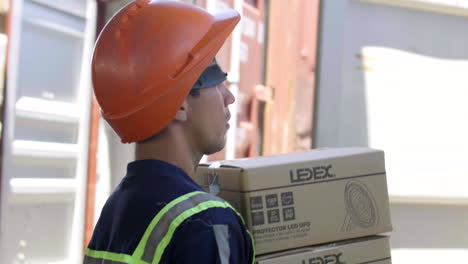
top-left (92, 0), bottom-right (240, 143)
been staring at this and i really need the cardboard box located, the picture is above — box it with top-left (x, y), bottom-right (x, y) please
top-left (256, 235), bottom-right (391, 264)
top-left (196, 148), bottom-right (392, 255)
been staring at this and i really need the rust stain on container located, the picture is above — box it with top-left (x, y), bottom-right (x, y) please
top-left (262, 0), bottom-right (320, 155)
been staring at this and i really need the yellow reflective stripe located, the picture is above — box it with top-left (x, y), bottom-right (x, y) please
top-left (86, 191), bottom-right (256, 264)
top-left (132, 191), bottom-right (204, 260)
top-left (84, 248), bottom-right (146, 264)
top-left (84, 255), bottom-right (129, 264)
top-left (153, 200), bottom-right (235, 263)
top-left (245, 229), bottom-right (256, 264)
top-left (142, 193), bottom-right (226, 262)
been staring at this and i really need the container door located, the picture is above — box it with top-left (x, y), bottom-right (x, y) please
top-left (0, 0), bottom-right (96, 263)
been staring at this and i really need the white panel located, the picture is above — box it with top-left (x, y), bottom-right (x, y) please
top-left (29, 0), bottom-right (87, 18)
top-left (317, 1), bottom-right (468, 262)
top-left (355, 0), bottom-right (468, 17)
top-left (11, 156), bottom-right (76, 179)
top-left (10, 178), bottom-right (77, 195)
top-left (1, 201), bottom-right (75, 264)
top-left (390, 203), bottom-right (468, 249)
top-left (345, 3), bottom-right (468, 200)
top-left (12, 140), bottom-right (79, 159)
top-left (16, 97), bottom-right (81, 123)
top-left (15, 118), bottom-right (79, 144)
top-left (0, 0), bottom-right (96, 263)
top-left (17, 15), bottom-right (84, 103)
top-left (392, 249), bottom-right (468, 264)
top-left (69, 0), bottom-right (97, 261)
top-left (317, 1), bottom-right (468, 201)
top-left (362, 47), bottom-right (468, 201)
top-left (390, 203), bottom-right (468, 263)
top-left (23, 0), bottom-right (85, 33)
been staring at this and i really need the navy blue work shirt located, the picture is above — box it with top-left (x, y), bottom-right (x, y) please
top-left (87, 159), bottom-right (254, 263)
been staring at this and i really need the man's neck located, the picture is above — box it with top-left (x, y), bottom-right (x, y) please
top-left (134, 127), bottom-right (202, 178)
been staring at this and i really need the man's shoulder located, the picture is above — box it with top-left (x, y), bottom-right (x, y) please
top-left (167, 201), bottom-right (254, 263)
top-left (173, 203), bottom-right (250, 235)
top-left (185, 203), bottom-right (243, 226)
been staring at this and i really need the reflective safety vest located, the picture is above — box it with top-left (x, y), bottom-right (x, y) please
top-left (84, 191), bottom-right (255, 264)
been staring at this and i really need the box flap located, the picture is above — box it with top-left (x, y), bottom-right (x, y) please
top-left (199, 148), bottom-right (381, 170)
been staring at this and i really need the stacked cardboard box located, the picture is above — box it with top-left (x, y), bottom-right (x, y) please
top-left (256, 235), bottom-right (391, 264)
top-left (196, 148), bottom-right (393, 263)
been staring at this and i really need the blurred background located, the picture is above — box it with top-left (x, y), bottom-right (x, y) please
top-left (0, 0), bottom-right (467, 263)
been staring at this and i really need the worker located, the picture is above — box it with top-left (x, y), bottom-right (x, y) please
top-left (84, 0), bottom-right (255, 263)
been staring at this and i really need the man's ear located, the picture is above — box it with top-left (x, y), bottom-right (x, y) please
top-left (174, 99), bottom-right (189, 122)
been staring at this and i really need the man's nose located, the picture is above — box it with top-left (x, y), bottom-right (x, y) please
top-left (223, 84), bottom-right (235, 106)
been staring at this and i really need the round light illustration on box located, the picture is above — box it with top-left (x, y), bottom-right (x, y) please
top-left (341, 180), bottom-right (378, 231)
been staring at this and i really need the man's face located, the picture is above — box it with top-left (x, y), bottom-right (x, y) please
top-left (186, 82), bottom-right (235, 155)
